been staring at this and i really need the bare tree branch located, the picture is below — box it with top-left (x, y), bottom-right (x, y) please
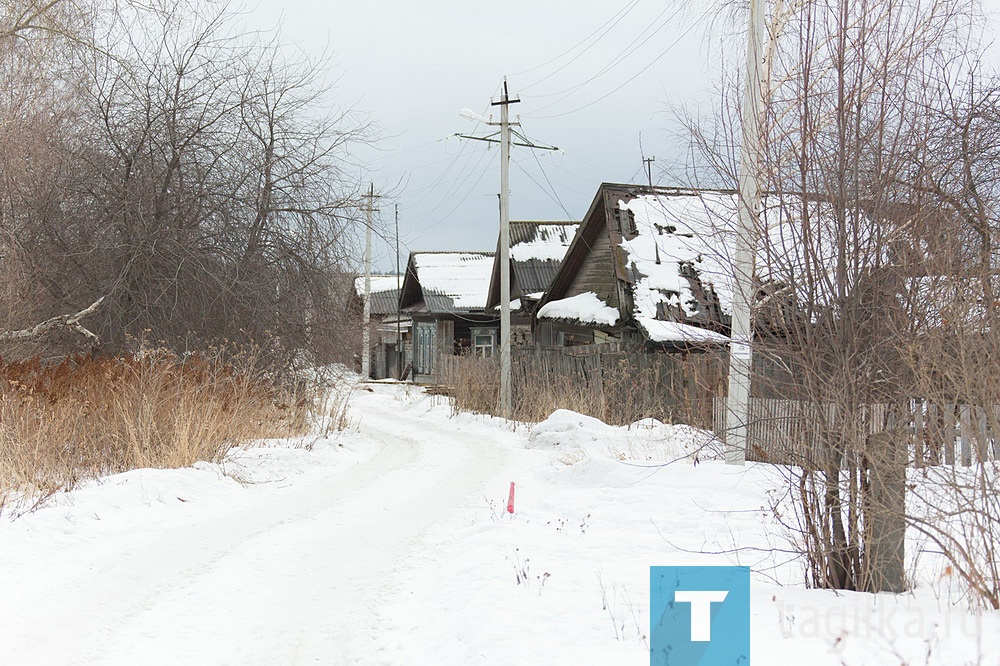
top-left (0, 296), bottom-right (104, 344)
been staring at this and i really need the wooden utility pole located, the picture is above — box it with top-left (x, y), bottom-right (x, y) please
top-left (643, 155), bottom-right (655, 186)
top-left (726, 0), bottom-right (766, 465)
top-left (454, 79), bottom-right (557, 418)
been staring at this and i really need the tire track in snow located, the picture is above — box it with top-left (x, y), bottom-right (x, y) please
top-left (52, 388), bottom-right (509, 665)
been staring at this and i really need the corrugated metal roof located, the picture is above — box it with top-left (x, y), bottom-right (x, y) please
top-left (353, 275), bottom-right (402, 316)
top-left (367, 288), bottom-right (400, 316)
top-left (512, 258), bottom-right (562, 295)
top-left (509, 221), bottom-right (576, 247)
top-left (487, 222), bottom-right (579, 310)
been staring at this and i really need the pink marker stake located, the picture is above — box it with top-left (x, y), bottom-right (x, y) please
top-left (506, 482), bottom-right (516, 514)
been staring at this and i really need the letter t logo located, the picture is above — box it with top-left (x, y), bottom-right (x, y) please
top-left (674, 590), bottom-right (729, 641)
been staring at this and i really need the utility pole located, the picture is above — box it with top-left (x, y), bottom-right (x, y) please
top-left (643, 155), bottom-right (656, 187)
top-left (494, 81), bottom-right (516, 418)
top-left (455, 79), bottom-right (558, 418)
top-left (362, 183), bottom-right (377, 380)
top-left (639, 132), bottom-right (654, 187)
top-left (395, 203), bottom-right (402, 379)
top-left (726, 0), bottom-right (766, 466)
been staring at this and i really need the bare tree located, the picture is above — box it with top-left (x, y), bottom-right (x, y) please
top-left (678, 0), bottom-right (999, 599)
top-left (0, 0), bottom-right (371, 365)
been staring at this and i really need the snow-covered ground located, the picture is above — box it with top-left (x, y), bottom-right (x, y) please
top-left (1, 382), bottom-right (997, 665)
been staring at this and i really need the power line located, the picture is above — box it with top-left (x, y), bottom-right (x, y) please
top-left (409, 151), bottom-right (493, 235)
top-left (405, 138), bottom-right (481, 210)
top-left (518, 0), bottom-right (642, 91)
top-left (397, 93), bottom-right (497, 211)
top-left (511, 158), bottom-right (572, 219)
top-left (416, 146), bottom-right (493, 218)
top-left (367, 136), bottom-right (449, 164)
top-left (523, 3), bottom-right (685, 103)
top-left (530, 150), bottom-right (575, 218)
top-left (377, 147), bottom-right (476, 181)
top-left (525, 8), bottom-right (710, 120)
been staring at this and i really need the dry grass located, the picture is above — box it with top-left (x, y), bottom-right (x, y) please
top-left (444, 352), bottom-right (722, 428)
top-left (0, 351), bottom-right (313, 514)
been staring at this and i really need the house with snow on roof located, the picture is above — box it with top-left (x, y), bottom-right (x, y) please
top-left (485, 221), bottom-right (580, 346)
top-left (399, 251), bottom-right (498, 383)
top-left (534, 183), bottom-right (734, 350)
top-left (352, 274), bottom-right (409, 380)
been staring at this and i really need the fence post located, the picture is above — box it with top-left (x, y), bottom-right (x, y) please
top-left (913, 400), bottom-right (924, 468)
top-left (976, 406), bottom-right (988, 464)
top-left (927, 403), bottom-right (940, 465)
top-left (960, 404), bottom-right (973, 466)
top-left (944, 404), bottom-right (956, 465)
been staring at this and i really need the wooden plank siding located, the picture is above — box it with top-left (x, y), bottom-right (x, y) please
top-left (563, 204), bottom-right (620, 312)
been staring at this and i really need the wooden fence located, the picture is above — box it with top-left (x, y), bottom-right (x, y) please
top-left (438, 345), bottom-right (725, 427)
top-left (713, 397), bottom-right (1000, 467)
top-left (437, 346), bottom-right (999, 468)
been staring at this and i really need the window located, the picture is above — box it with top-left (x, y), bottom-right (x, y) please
top-left (470, 327), bottom-right (497, 357)
top-left (612, 208), bottom-right (637, 237)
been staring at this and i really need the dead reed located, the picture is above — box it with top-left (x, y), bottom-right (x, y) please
top-left (0, 350), bottom-right (312, 514)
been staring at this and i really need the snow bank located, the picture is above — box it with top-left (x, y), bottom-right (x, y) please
top-left (528, 408), bottom-right (721, 466)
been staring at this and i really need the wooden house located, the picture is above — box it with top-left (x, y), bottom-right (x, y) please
top-left (534, 183), bottom-right (733, 350)
top-left (352, 275), bottom-right (410, 379)
top-left (399, 251), bottom-right (498, 383)
top-left (485, 221), bottom-right (579, 346)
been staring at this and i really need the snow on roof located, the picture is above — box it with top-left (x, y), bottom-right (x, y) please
top-left (509, 223), bottom-right (579, 262)
top-left (354, 275), bottom-right (402, 297)
top-left (641, 320), bottom-right (729, 344)
top-left (618, 191), bottom-right (838, 342)
top-left (412, 252), bottom-right (494, 311)
top-left (537, 292), bottom-right (620, 326)
top-left (619, 192), bottom-right (736, 322)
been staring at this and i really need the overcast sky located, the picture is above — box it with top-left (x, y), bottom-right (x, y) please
top-left (246, 1), bottom-right (1000, 273)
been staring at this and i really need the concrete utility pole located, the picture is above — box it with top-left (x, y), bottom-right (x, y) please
top-left (726, 0), bottom-right (766, 465)
top-left (395, 203), bottom-right (403, 379)
top-left (362, 183), bottom-right (375, 380)
top-left (454, 79), bottom-right (558, 418)
top-left (494, 80), bottom-right (516, 417)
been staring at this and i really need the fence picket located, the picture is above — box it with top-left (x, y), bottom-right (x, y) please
top-left (441, 348), bottom-right (995, 468)
top-left (960, 404), bottom-right (973, 466)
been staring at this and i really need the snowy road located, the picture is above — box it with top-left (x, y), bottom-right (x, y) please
top-left (0, 385), bottom-right (508, 665)
top-left (5, 383), bottom-right (996, 665)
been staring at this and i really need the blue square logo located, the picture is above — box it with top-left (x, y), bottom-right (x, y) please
top-left (650, 566), bottom-right (750, 665)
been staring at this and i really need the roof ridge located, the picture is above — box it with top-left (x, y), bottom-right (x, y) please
top-left (412, 250), bottom-right (494, 256)
top-left (510, 220), bottom-right (580, 224)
